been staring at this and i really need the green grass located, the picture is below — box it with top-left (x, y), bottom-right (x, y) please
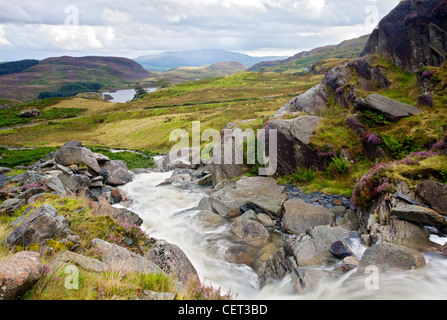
top-left (0, 147), bottom-right (56, 168)
top-left (89, 147), bottom-right (156, 169)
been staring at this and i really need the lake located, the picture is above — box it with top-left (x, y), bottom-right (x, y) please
top-left (102, 87), bottom-right (157, 103)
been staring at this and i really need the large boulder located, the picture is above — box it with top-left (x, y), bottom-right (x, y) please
top-left (0, 251), bottom-right (44, 300)
top-left (100, 160), bottom-right (134, 186)
top-left (144, 240), bottom-right (198, 286)
top-left (361, 0), bottom-right (447, 73)
top-left (358, 243), bottom-right (427, 272)
top-left (281, 199), bottom-right (335, 235)
top-left (264, 116), bottom-right (322, 176)
top-left (355, 94), bottom-right (423, 122)
top-left (258, 226), bottom-right (350, 290)
top-left (89, 198), bottom-right (143, 226)
top-left (18, 109), bottom-right (40, 118)
top-left (391, 205), bottom-right (447, 227)
top-left (91, 239), bottom-right (162, 274)
top-left (209, 176), bottom-right (288, 218)
top-left (162, 148), bottom-right (201, 172)
top-left (5, 205), bottom-right (73, 247)
top-left (416, 180), bottom-right (447, 215)
top-left (54, 144), bottom-right (102, 174)
top-left (47, 251), bottom-right (106, 273)
top-left (230, 219), bottom-right (270, 241)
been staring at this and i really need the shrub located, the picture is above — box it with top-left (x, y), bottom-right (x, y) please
top-left (182, 277), bottom-right (233, 300)
top-left (278, 167), bottom-right (316, 185)
top-left (327, 156), bottom-right (351, 177)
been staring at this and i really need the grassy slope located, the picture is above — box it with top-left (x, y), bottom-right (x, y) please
top-left (0, 72), bottom-right (323, 153)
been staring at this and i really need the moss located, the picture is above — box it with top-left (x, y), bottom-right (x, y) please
top-left (47, 239), bottom-right (74, 253)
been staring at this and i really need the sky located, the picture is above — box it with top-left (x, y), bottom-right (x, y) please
top-left (0, 0), bottom-right (400, 61)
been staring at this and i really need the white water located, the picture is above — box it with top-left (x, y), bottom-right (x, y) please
top-left (120, 171), bottom-right (447, 300)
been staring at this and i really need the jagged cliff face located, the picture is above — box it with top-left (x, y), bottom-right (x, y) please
top-left (362, 0), bottom-right (447, 73)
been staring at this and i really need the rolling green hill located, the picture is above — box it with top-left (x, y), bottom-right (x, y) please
top-left (0, 56), bottom-right (152, 103)
top-left (249, 35), bottom-right (370, 74)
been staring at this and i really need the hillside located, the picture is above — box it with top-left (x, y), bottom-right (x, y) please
top-left (146, 61), bottom-right (248, 84)
top-left (249, 35), bottom-right (370, 73)
top-left (134, 49), bottom-right (288, 71)
top-left (0, 56), bottom-right (152, 103)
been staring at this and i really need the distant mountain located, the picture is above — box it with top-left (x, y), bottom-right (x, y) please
top-left (249, 35), bottom-right (370, 73)
top-left (149, 61), bottom-right (248, 84)
top-left (134, 49), bottom-right (288, 71)
top-left (0, 56), bottom-right (151, 103)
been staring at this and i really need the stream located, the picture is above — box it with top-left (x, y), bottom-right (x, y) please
top-left (119, 169), bottom-right (447, 300)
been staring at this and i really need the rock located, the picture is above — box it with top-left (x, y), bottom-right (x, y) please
top-left (47, 251), bottom-right (106, 273)
top-left (281, 199), bottom-right (335, 235)
top-left (295, 269), bottom-right (340, 294)
top-left (274, 83), bottom-right (331, 117)
top-left (0, 167), bottom-right (12, 174)
top-left (355, 94), bottom-right (423, 122)
top-left (18, 108), bottom-right (40, 118)
top-left (91, 239), bottom-right (163, 274)
top-left (352, 58), bottom-right (390, 89)
top-left (416, 180), bottom-right (447, 215)
top-left (107, 167), bottom-right (134, 186)
top-left (140, 290), bottom-right (176, 301)
top-left (45, 176), bottom-right (69, 196)
top-left (342, 256), bottom-right (360, 273)
top-left (190, 210), bottom-right (226, 229)
top-left (162, 148), bottom-right (200, 171)
top-left (57, 174), bottom-right (80, 193)
top-left (144, 240), bottom-right (198, 286)
top-left (0, 251), bottom-right (44, 300)
top-left (5, 205), bottom-right (73, 247)
top-left (265, 116), bottom-right (322, 176)
top-left (209, 176), bottom-right (287, 218)
top-left (258, 226), bottom-right (350, 288)
top-left (361, 0), bottom-right (447, 73)
top-left (329, 240), bottom-right (354, 259)
top-left (230, 219), bottom-right (270, 241)
top-left (54, 146), bottom-right (102, 174)
top-left (391, 205), bottom-right (447, 227)
top-left (358, 243), bottom-right (426, 272)
top-left (256, 213), bottom-right (275, 228)
top-left (418, 93), bottom-right (434, 108)
top-left (0, 198), bottom-right (26, 216)
top-left (90, 198), bottom-right (143, 226)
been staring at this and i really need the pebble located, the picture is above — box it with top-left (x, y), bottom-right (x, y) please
top-left (284, 185), bottom-right (355, 210)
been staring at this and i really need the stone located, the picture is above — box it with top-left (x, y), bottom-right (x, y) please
top-left (281, 199), bottom-right (335, 235)
top-left (5, 205), bottom-right (72, 247)
top-left (264, 116), bottom-right (322, 176)
top-left (91, 239), bottom-right (162, 274)
top-left (144, 240), bottom-right (198, 286)
top-left (355, 94), bottom-right (422, 122)
top-left (416, 180), bottom-right (447, 215)
top-left (391, 205), bottom-right (447, 227)
top-left (209, 176), bottom-right (288, 218)
top-left (90, 198), bottom-right (143, 226)
top-left (418, 93), bottom-right (434, 108)
top-left (329, 240), bottom-right (354, 259)
top-left (0, 251), bottom-right (44, 300)
top-left (54, 146), bottom-right (102, 174)
top-left (256, 213), bottom-right (275, 228)
top-left (18, 108), bottom-right (40, 118)
top-left (162, 148), bottom-right (200, 171)
top-left (342, 256), bottom-right (360, 273)
top-left (190, 210), bottom-right (226, 229)
top-left (358, 243), bottom-right (426, 272)
top-left (230, 219), bottom-right (270, 241)
top-left (0, 198), bottom-right (26, 216)
top-left (140, 290), bottom-right (176, 301)
top-left (47, 251), bottom-right (106, 273)
top-left (106, 167), bottom-right (134, 186)
top-left (361, 0), bottom-right (447, 73)
top-left (45, 176), bottom-right (69, 196)
top-left (0, 167), bottom-right (12, 174)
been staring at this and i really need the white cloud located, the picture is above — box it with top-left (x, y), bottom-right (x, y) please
top-left (0, 0), bottom-right (401, 59)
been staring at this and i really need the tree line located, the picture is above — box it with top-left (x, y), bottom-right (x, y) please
top-left (0, 59), bottom-right (39, 76)
top-left (38, 82), bottom-right (103, 99)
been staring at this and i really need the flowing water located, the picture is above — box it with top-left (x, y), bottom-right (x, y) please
top-left (119, 170), bottom-right (447, 300)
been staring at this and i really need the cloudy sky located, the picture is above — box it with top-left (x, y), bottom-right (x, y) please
top-left (0, 0), bottom-right (400, 61)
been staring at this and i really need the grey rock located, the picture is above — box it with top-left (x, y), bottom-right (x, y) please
top-left (54, 146), bottom-right (102, 174)
top-left (281, 199), bottom-right (335, 235)
top-left (107, 167), bottom-right (134, 186)
top-left (358, 243), bottom-right (426, 272)
top-left (416, 180), bottom-right (447, 215)
top-left (355, 94), bottom-right (422, 122)
top-left (140, 290), bottom-right (176, 301)
top-left (391, 205), bottom-right (447, 227)
top-left (47, 251), bottom-right (106, 273)
top-left (92, 239), bottom-right (163, 274)
top-left (256, 213), bottom-right (275, 228)
top-left (18, 108), bottom-right (40, 118)
top-left (0, 251), bottom-right (44, 300)
top-left (90, 198), bottom-right (143, 226)
top-left (329, 240), bottom-right (354, 259)
top-left (5, 205), bottom-right (72, 247)
top-left (144, 240), bottom-right (198, 286)
top-left (230, 219), bottom-right (270, 241)
top-left (0, 198), bottom-right (26, 216)
top-left (342, 256), bottom-right (360, 273)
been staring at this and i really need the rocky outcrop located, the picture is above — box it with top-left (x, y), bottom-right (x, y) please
top-left (354, 94), bottom-right (423, 122)
top-left (47, 251), bottom-right (106, 273)
top-left (391, 205), bottom-right (447, 227)
top-left (89, 197), bottom-right (143, 226)
top-left (18, 109), bottom-right (40, 119)
top-left (362, 0), bottom-right (447, 73)
top-left (0, 252), bottom-right (44, 300)
top-left (264, 116), bottom-right (322, 176)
